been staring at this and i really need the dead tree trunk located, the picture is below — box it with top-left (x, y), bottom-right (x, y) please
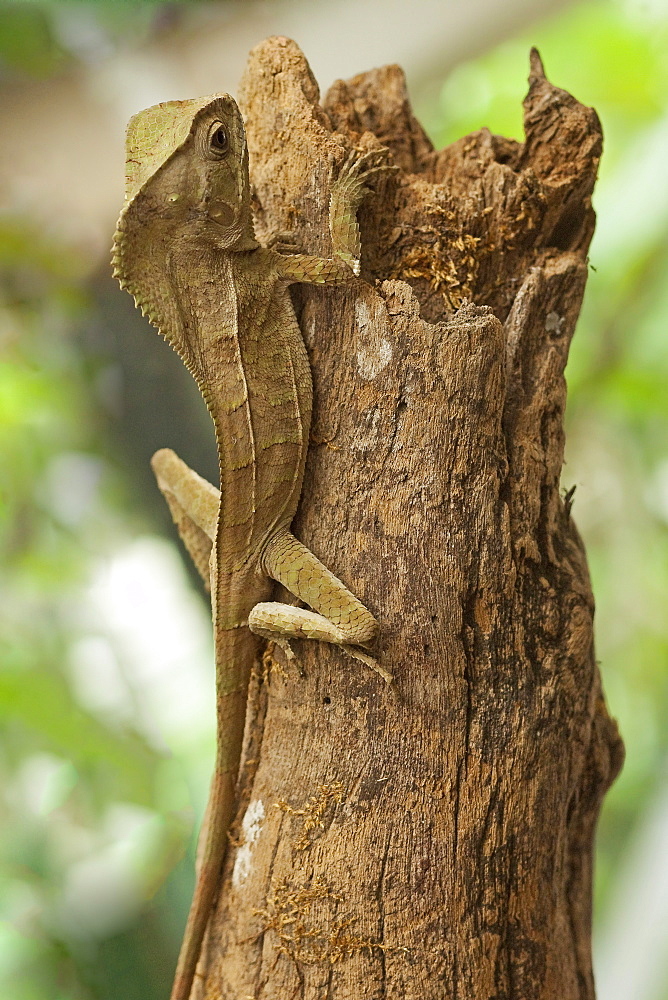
top-left (195, 37), bottom-right (624, 1000)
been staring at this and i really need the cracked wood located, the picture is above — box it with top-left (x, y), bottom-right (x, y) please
top-left (180, 37), bottom-right (620, 1000)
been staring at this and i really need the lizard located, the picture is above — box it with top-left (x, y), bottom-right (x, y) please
top-left (112, 92), bottom-right (393, 1000)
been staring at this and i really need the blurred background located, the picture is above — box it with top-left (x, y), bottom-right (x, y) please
top-left (1, 1), bottom-right (666, 997)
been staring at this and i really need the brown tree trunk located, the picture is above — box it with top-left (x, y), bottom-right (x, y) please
top-left (195, 37), bottom-right (624, 1000)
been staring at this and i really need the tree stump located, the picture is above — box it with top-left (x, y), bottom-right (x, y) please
top-left (195, 37), bottom-right (624, 1000)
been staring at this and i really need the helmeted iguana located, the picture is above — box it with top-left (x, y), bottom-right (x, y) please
top-left (112, 92), bottom-right (392, 1000)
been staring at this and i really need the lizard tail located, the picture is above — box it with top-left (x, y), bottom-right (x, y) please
top-left (169, 767), bottom-right (236, 1000)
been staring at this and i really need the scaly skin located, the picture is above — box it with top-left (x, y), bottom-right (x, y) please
top-left (112, 93), bottom-right (391, 1000)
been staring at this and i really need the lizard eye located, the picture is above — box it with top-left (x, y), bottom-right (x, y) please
top-left (208, 124), bottom-right (229, 156)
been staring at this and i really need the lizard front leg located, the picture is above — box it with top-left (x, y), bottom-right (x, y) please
top-left (252, 148), bottom-right (396, 681)
top-left (276, 147), bottom-right (396, 284)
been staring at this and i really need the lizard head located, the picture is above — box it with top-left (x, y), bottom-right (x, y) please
top-left (112, 93), bottom-right (259, 367)
top-left (117, 92), bottom-right (258, 253)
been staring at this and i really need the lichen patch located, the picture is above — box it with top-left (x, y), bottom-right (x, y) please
top-left (232, 799), bottom-right (265, 887)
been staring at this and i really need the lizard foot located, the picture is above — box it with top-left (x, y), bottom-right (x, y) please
top-left (333, 146), bottom-right (398, 209)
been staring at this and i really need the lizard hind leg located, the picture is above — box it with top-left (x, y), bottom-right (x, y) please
top-left (150, 447), bottom-right (220, 589)
top-left (250, 528), bottom-right (391, 683)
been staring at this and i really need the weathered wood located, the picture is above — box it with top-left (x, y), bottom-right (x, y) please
top-left (195, 37), bottom-right (623, 1000)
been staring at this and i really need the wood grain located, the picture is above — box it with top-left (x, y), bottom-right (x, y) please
top-left (194, 37), bottom-right (623, 1000)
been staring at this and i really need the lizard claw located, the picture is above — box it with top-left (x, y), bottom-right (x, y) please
top-left (270, 636), bottom-right (296, 662)
top-left (341, 644), bottom-right (393, 684)
top-left (333, 145), bottom-right (397, 207)
top-left (340, 146), bottom-right (397, 178)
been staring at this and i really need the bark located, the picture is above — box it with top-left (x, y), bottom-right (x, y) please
top-left (195, 37), bottom-right (624, 1000)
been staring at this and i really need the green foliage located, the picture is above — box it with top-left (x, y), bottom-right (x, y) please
top-left (0, 216), bottom-right (192, 996)
top-left (0, 5), bottom-right (68, 76)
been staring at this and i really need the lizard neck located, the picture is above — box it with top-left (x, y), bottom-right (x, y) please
top-left (113, 201), bottom-right (259, 376)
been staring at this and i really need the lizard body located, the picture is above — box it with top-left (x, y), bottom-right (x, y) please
top-left (113, 93), bottom-right (390, 1000)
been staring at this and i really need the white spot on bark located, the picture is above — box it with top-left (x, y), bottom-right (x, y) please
top-left (355, 300), bottom-right (393, 379)
top-left (232, 799), bottom-right (264, 888)
top-left (357, 338), bottom-right (393, 379)
top-left (545, 311), bottom-right (565, 334)
top-left (355, 298), bottom-right (372, 329)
